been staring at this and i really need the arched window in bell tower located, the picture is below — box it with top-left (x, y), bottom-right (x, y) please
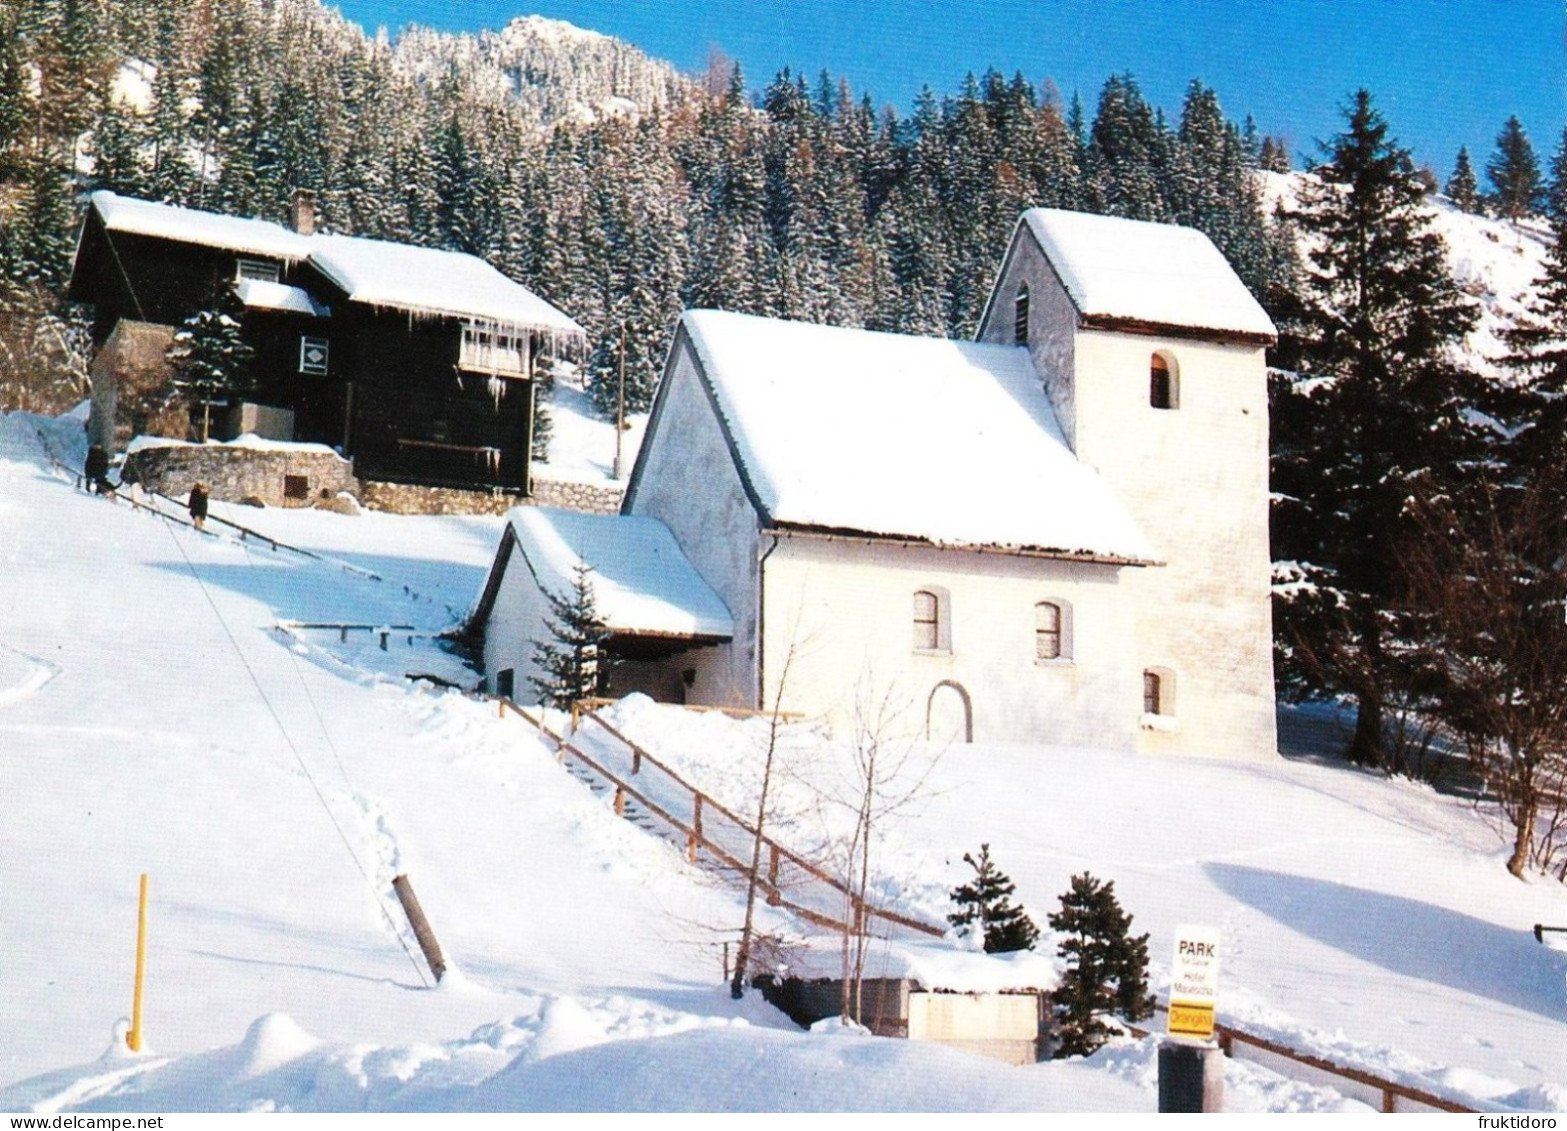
top-left (1149, 351), bottom-right (1179, 410)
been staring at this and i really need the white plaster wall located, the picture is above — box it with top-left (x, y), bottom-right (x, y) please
top-left (482, 540), bottom-right (553, 703)
top-left (908, 992), bottom-right (1039, 1041)
top-left (1070, 330), bottom-right (1276, 760)
top-left (759, 535), bottom-right (1142, 748)
top-left (623, 340), bottom-right (759, 707)
top-left (975, 231), bottom-right (1080, 451)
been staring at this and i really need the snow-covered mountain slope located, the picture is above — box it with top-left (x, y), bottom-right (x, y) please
top-left (387, 14), bottom-right (691, 126)
top-left (2, 411), bottom-right (1565, 1111)
top-left (1262, 170), bottom-right (1551, 379)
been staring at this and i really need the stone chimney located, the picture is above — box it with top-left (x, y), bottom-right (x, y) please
top-left (290, 188), bottom-right (316, 236)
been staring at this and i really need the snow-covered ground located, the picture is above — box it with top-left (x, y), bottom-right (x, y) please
top-left (3, 408), bottom-right (1566, 1112)
top-left (530, 366), bottom-right (649, 486)
top-left (2, 183), bottom-right (1564, 1112)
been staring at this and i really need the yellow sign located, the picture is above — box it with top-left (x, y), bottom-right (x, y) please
top-left (1168, 999), bottom-right (1215, 1040)
top-left (1169, 924), bottom-right (1221, 1041)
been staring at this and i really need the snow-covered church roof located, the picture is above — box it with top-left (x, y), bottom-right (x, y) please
top-left (476, 507), bottom-right (734, 640)
top-left (1019, 208), bottom-right (1277, 343)
top-left (85, 192), bottom-right (584, 339)
top-left (661, 309), bottom-right (1158, 564)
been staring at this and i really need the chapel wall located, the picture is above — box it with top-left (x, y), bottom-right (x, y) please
top-left (622, 339), bottom-right (758, 708)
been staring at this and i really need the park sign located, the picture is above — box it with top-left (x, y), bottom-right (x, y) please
top-left (1168, 924), bottom-right (1221, 1041)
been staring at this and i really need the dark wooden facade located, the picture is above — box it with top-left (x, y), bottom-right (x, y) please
top-left (69, 205), bottom-right (547, 493)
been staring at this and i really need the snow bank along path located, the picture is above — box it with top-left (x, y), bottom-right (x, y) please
top-left (4, 409), bottom-right (1566, 1111)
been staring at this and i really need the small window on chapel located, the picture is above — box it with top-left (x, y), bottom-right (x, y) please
top-left (914, 590), bottom-right (940, 651)
top-left (1150, 352), bottom-right (1178, 410)
top-left (1143, 670), bottom-right (1163, 714)
top-left (1013, 283), bottom-right (1030, 346)
top-left (1035, 601), bottom-right (1063, 660)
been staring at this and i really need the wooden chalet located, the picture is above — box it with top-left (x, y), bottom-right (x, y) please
top-left (68, 190), bottom-right (585, 494)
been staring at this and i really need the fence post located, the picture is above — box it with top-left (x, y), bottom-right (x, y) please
top-left (614, 784), bottom-right (626, 816)
top-left (688, 796), bottom-right (703, 862)
top-left (1158, 1041), bottom-right (1224, 1113)
top-left (392, 873), bottom-right (446, 984)
top-left (127, 873), bottom-right (149, 1052)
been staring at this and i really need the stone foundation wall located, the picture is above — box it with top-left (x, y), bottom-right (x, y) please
top-left (123, 443), bottom-right (358, 508)
top-left (359, 475), bottom-right (623, 516)
top-left (119, 447), bottom-right (626, 518)
top-left (357, 480), bottom-right (520, 516)
top-left (529, 476), bottom-right (624, 515)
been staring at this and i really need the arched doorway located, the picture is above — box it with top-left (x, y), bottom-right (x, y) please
top-left (926, 680), bottom-right (973, 745)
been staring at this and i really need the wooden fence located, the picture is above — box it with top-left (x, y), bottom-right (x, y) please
top-left (496, 696), bottom-right (942, 940)
top-left (1139, 1005), bottom-right (1476, 1113)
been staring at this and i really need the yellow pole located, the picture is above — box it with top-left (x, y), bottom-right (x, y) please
top-left (128, 873), bottom-right (147, 1052)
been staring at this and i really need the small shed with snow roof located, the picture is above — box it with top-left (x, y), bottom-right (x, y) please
top-left (470, 507), bottom-right (734, 703)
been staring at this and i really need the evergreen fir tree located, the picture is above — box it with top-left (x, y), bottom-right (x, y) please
top-left (1047, 873), bottom-right (1153, 1058)
top-left (947, 844), bottom-right (1039, 953)
top-left (0, 8), bottom-right (28, 178)
top-left (1271, 90), bottom-right (1479, 770)
top-left (529, 563), bottom-right (611, 710)
top-left (145, 5), bottom-right (194, 204)
top-left (1487, 116), bottom-right (1542, 223)
top-left (1498, 129), bottom-right (1567, 465)
top-left (1445, 146), bottom-right (1480, 212)
top-left (1258, 135), bottom-right (1291, 173)
top-left (165, 300), bottom-right (255, 441)
top-left (87, 97), bottom-right (149, 197)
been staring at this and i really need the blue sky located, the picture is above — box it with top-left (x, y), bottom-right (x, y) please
top-left (334, 0), bottom-right (1563, 176)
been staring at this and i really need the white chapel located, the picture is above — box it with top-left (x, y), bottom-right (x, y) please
top-left (470, 207), bottom-right (1279, 760)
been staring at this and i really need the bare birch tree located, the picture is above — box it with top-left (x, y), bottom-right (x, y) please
top-left (1402, 472), bottom-right (1567, 877)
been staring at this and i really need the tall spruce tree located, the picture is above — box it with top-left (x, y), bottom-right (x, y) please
top-left (1047, 873), bottom-right (1153, 1058)
top-left (1271, 90), bottom-right (1479, 769)
top-left (1498, 128), bottom-right (1567, 465)
top-left (947, 844), bottom-right (1039, 953)
top-left (529, 563), bottom-right (611, 710)
top-left (1488, 116), bottom-right (1542, 223)
top-left (1445, 146), bottom-right (1480, 212)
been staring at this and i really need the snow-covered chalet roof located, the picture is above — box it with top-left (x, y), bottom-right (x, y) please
top-left (306, 234), bottom-right (582, 339)
top-left (1020, 208), bottom-right (1277, 344)
top-left (92, 191), bottom-right (311, 261)
top-left (485, 507), bottom-right (733, 640)
top-left (664, 309), bottom-right (1158, 564)
top-left (87, 191), bottom-right (583, 340)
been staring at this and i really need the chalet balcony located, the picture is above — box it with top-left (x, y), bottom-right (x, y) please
top-left (459, 327), bottom-right (529, 377)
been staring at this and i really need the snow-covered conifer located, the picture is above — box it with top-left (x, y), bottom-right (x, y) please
top-left (947, 844), bottom-right (1039, 954)
top-left (1047, 873), bottom-right (1153, 1058)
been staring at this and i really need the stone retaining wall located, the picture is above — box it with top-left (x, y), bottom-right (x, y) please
top-left (120, 445), bottom-right (625, 518)
top-left (529, 476), bottom-right (624, 515)
top-left (123, 443), bottom-right (357, 508)
top-left (357, 480), bottom-right (519, 516)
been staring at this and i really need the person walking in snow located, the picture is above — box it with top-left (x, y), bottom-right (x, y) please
top-left (84, 443), bottom-right (111, 495)
top-left (188, 482), bottom-right (209, 530)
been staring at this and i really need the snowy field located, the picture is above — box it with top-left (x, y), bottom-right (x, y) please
top-left (2, 409), bottom-right (1566, 1113)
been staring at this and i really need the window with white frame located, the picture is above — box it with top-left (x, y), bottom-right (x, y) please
top-left (1150, 351), bottom-right (1179, 410)
top-left (913, 587), bottom-right (951, 653)
top-left (236, 258), bottom-right (280, 283)
top-left (1142, 667), bottom-right (1176, 716)
top-left (1035, 600), bottom-right (1069, 661)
